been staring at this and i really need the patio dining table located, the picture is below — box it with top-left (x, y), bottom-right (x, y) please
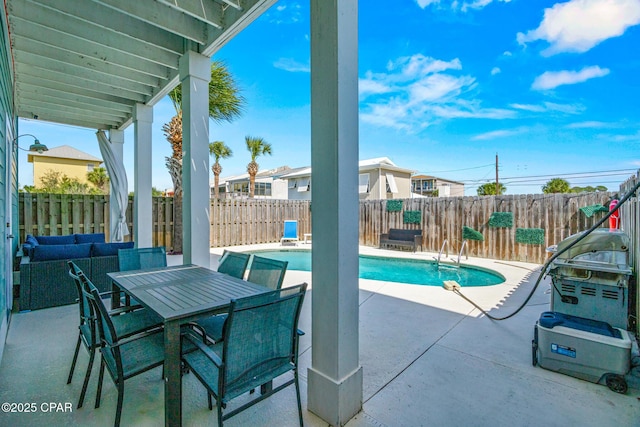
top-left (107, 264), bottom-right (272, 427)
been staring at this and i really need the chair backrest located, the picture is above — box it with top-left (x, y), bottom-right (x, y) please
top-left (217, 250), bottom-right (250, 279)
top-left (118, 246), bottom-right (167, 271)
top-left (78, 272), bottom-right (122, 374)
top-left (283, 220), bottom-right (298, 239)
top-left (221, 283), bottom-right (307, 401)
top-left (68, 261), bottom-right (95, 339)
top-left (247, 255), bottom-right (288, 290)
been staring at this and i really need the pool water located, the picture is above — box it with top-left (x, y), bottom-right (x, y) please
top-left (248, 250), bottom-right (504, 287)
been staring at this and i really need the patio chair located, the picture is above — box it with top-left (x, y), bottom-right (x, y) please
top-left (66, 262), bottom-right (162, 409)
top-left (117, 246), bottom-right (167, 271)
top-left (80, 272), bottom-right (166, 427)
top-left (115, 246), bottom-right (167, 307)
top-left (182, 283), bottom-right (308, 427)
top-left (216, 250), bottom-right (250, 279)
top-left (280, 220), bottom-right (299, 245)
top-left (196, 255), bottom-right (289, 342)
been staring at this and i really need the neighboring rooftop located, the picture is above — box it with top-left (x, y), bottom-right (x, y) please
top-left (27, 145), bottom-right (102, 163)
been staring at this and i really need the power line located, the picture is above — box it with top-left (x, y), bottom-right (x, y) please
top-left (419, 163), bottom-right (494, 174)
top-left (459, 168), bottom-right (637, 185)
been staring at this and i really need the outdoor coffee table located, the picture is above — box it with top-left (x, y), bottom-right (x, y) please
top-left (108, 264), bottom-right (271, 427)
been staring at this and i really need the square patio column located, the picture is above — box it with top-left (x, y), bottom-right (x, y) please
top-left (108, 130), bottom-right (125, 242)
top-left (179, 51), bottom-right (211, 267)
top-left (133, 103), bottom-right (153, 248)
top-left (308, 1), bottom-right (363, 425)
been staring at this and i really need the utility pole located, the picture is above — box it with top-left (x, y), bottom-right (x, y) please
top-left (495, 153), bottom-right (500, 195)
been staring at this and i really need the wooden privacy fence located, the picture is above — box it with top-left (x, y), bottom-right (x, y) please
top-left (360, 192), bottom-right (616, 264)
top-left (210, 199), bottom-right (311, 247)
top-left (18, 193), bottom-right (174, 248)
top-left (19, 191), bottom-right (624, 265)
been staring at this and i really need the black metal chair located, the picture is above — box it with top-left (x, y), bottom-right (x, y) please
top-left (80, 271), bottom-right (165, 427)
top-left (182, 283), bottom-right (307, 427)
top-left (66, 261), bottom-right (162, 409)
top-left (196, 255), bottom-right (289, 342)
top-left (216, 250), bottom-right (250, 279)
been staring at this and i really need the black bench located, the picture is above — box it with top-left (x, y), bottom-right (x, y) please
top-left (379, 228), bottom-right (423, 252)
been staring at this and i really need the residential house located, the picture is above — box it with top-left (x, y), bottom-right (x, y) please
top-left (211, 166), bottom-right (306, 199)
top-left (411, 174), bottom-right (465, 197)
top-left (280, 157), bottom-right (414, 201)
top-left (28, 145), bottom-right (102, 187)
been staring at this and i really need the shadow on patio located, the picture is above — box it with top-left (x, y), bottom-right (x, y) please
top-left (0, 257), bottom-right (638, 427)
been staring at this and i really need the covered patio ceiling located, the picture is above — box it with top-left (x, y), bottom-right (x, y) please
top-left (6, 0), bottom-right (275, 131)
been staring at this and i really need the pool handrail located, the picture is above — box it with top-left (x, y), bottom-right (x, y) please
top-left (434, 240), bottom-right (449, 266)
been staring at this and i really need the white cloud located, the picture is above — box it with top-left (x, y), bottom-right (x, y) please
top-left (517, 0), bottom-right (640, 55)
top-left (491, 67), bottom-right (501, 75)
top-left (509, 102), bottom-right (585, 114)
top-left (472, 128), bottom-right (523, 141)
top-left (386, 55), bottom-right (462, 80)
top-left (268, 2), bottom-right (302, 24)
top-left (567, 121), bottom-right (610, 128)
top-left (273, 58), bottom-right (310, 73)
top-left (503, 51), bottom-right (512, 56)
top-left (359, 53), bottom-right (514, 131)
top-left (531, 66), bottom-right (610, 90)
top-left (415, 0), bottom-right (511, 11)
top-left (509, 103), bottom-right (547, 113)
top-left (416, 0), bottom-right (440, 7)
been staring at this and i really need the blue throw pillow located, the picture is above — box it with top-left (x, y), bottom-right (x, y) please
top-left (91, 242), bottom-right (135, 257)
top-left (32, 243), bottom-right (92, 262)
top-left (75, 233), bottom-right (106, 244)
top-left (35, 234), bottom-right (76, 245)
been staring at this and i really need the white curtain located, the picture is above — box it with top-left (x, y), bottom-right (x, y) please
top-left (96, 130), bottom-right (130, 242)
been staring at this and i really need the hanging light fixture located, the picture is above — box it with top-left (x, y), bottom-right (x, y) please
top-left (12, 134), bottom-right (48, 153)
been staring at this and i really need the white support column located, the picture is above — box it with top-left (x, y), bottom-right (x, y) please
top-left (179, 51), bottom-right (211, 267)
top-left (133, 103), bottom-right (153, 248)
top-left (308, 1), bottom-right (362, 426)
top-left (108, 130), bottom-right (125, 242)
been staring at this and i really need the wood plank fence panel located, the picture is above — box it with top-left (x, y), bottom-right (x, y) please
top-left (18, 191), bottom-right (619, 266)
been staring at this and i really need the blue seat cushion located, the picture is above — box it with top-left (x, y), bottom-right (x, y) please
top-left (91, 242), bottom-right (135, 257)
top-left (31, 243), bottom-right (92, 261)
top-left (35, 234), bottom-right (76, 245)
top-left (75, 233), bottom-right (106, 244)
top-left (22, 235), bottom-right (39, 258)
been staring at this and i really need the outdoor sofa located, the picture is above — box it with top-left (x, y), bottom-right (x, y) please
top-left (18, 233), bottom-right (134, 311)
top-left (379, 228), bottom-right (423, 252)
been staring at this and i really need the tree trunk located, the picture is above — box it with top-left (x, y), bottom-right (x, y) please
top-left (166, 156), bottom-right (183, 253)
top-left (212, 162), bottom-right (222, 199)
top-left (247, 161), bottom-right (258, 198)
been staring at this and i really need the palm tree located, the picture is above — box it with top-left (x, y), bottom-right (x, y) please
top-left (477, 182), bottom-right (506, 196)
top-left (245, 136), bottom-right (272, 198)
top-left (162, 60), bottom-right (244, 253)
top-left (209, 141), bottom-right (233, 199)
top-left (87, 167), bottom-right (110, 193)
top-left (542, 178), bottom-right (570, 194)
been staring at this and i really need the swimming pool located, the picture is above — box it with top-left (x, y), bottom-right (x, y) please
top-left (247, 250), bottom-right (505, 287)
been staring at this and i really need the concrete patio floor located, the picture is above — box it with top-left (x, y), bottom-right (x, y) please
top-left (0, 244), bottom-right (638, 426)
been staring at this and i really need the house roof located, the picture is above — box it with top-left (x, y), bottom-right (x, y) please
top-left (212, 165), bottom-right (300, 186)
top-left (279, 158), bottom-right (415, 179)
top-left (412, 174), bottom-right (465, 185)
top-left (7, 0), bottom-right (275, 130)
top-left (27, 145), bottom-right (102, 163)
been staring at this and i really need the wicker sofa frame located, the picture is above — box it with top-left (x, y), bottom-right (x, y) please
top-left (19, 254), bottom-right (119, 311)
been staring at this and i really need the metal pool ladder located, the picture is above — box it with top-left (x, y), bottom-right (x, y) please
top-left (434, 240), bottom-right (450, 266)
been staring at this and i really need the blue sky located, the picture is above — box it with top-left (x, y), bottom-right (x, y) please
top-left (18, 0), bottom-right (640, 195)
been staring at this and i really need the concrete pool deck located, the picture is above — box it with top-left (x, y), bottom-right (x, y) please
top-left (0, 244), bottom-right (638, 426)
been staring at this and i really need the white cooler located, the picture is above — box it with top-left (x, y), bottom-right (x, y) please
top-left (533, 312), bottom-right (631, 388)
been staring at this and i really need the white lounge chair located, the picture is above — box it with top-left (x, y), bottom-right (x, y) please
top-left (280, 220), bottom-right (299, 246)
